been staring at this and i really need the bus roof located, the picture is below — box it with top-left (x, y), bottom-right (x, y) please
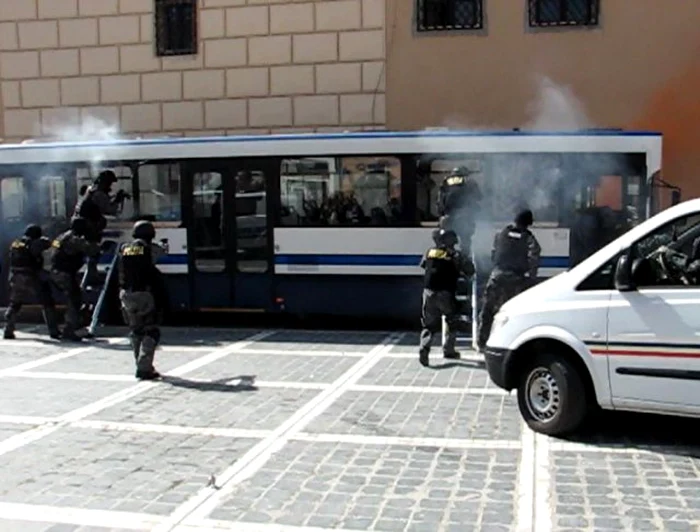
top-left (0, 128), bottom-right (663, 152)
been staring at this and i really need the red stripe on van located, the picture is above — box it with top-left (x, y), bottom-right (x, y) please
top-left (590, 348), bottom-right (700, 359)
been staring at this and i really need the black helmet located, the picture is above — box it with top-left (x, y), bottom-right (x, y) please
top-left (132, 220), bottom-right (155, 241)
top-left (96, 170), bottom-right (117, 185)
top-left (515, 208), bottom-right (534, 227)
top-left (70, 217), bottom-right (88, 236)
top-left (436, 228), bottom-right (458, 248)
top-left (24, 224), bottom-right (42, 239)
top-left (450, 166), bottom-right (473, 177)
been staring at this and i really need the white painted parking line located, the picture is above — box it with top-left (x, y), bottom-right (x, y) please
top-left (0, 341), bottom-right (124, 377)
top-left (0, 502), bottom-right (162, 530)
top-left (291, 432), bottom-right (522, 449)
top-left (548, 441), bottom-right (688, 454)
top-left (176, 520), bottom-right (356, 532)
top-left (234, 348), bottom-right (365, 357)
top-left (0, 331), bottom-right (274, 458)
top-left (153, 332), bottom-right (404, 532)
top-left (350, 384), bottom-right (508, 395)
top-left (3, 371), bottom-right (331, 390)
top-left (515, 425), bottom-right (535, 532)
top-left (384, 351), bottom-right (484, 362)
top-left (72, 420), bottom-right (273, 439)
top-left (534, 433), bottom-right (553, 532)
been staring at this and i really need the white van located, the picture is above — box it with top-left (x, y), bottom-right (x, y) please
top-left (484, 198), bottom-right (700, 436)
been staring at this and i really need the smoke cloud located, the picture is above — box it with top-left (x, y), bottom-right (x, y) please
top-left (424, 75), bottom-right (634, 269)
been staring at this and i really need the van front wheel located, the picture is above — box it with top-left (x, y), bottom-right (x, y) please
top-left (516, 352), bottom-right (587, 436)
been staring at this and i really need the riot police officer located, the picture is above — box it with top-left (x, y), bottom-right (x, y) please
top-left (477, 209), bottom-right (541, 349)
top-left (117, 221), bottom-right (167, 380)
top-left (418, 228), bottom-right (475, 366)
top-left (50, 218), bottom-right (101, 341)
top-left (73, 170), bottom-right (130, 281)
top-left (3, 225), bottom-right (60, 340)
top-left (437, 166), bottom-right (482, 257)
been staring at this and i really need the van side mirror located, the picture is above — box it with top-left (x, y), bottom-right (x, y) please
top-left (671, 190), bottom-right (681, 206)
top-left (614, 253), bottom-right (636, 291)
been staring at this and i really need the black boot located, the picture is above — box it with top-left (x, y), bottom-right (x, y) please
top-left (419, 349), bottom-right (430, 367)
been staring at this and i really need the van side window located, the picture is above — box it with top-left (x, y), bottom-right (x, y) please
top-left (577, 254), bottom-right (621, 291)
top-left (630, 213), bottom-right (700, 288)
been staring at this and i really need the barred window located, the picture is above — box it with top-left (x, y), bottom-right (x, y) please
top-left (529, 0), bottom-right (599, 28)
top-left (155, 0), bottom-right (197, 56)
top-left (416, 0), bottom-right (484, 32)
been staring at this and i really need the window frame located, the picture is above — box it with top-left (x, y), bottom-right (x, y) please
top-left (528, 0), bottom-right (600, 29)
top-left (415, 0), bottom-right (485, 33)
top-left (155, 0), bottom-right (198, 57)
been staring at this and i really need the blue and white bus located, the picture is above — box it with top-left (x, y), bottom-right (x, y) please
top-left (0, 129), bottom-right (662, 323)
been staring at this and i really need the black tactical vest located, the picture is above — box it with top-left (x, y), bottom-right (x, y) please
top-left (75, 187), bottom-right (103, 224)
top-left (493, 224), bottom-right (530, 275)
top-left (51, 231), bottom-right (86, 273)
top-left (423, 247), bottom-right (459, 292)
top-left (118, 239), bottom-right (154, 292)
top-left (9, 237), bottom-right (39, 271)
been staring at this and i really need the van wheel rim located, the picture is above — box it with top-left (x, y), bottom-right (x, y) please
top-left (525, 368), bottom-right (560, 422)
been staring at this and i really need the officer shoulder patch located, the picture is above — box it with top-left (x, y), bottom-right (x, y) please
top-left (507, 231), bottom-right (522, 239)
top-left (427, 248), bottom-right (449, 260)
top-left (445, 176), bottom-right (464, 186)
top-left (11, 240), bottom-right (26, 249)
top-left (51, 239), bottom-right (61, 249)
top-left (122, 243), bottom-right (145, 256)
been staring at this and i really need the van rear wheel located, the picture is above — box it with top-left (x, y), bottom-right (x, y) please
top-left (516, 352), bottom-right (588, 436)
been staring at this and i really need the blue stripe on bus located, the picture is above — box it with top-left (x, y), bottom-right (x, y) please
top-left (0, 130), bottom-right (662, 151)
top-left (274, 254), bottom-right (570, 268)
top-left (96, 253), bottom-right (570, 268)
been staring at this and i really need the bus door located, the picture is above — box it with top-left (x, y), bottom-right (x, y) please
top-left (183, 158), bottom-right (277, 312)
top-left (0, 171), bottom-right (26, 305)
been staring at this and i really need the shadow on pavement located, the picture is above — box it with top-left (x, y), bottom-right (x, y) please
top-left (161, 374), bottom-right (259, 393)
top-left (429, 360), bottom-right (485, 370)
top-left (561, 410), bottom-right (700, 459)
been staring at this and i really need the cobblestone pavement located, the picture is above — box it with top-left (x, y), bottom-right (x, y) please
top-left (0, 325), bottom-right (698, 532)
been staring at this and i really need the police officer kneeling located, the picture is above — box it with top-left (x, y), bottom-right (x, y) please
top-left (418, 228), bottom-right (475, 366)
top-left (118, 221), bottom-right (167, 380)
top-left (50, 218), bottom-right (101, 341)
top-left (4, 225), bottom-right (60, 340)
top-left (477, 209), bottom-right (541, 349)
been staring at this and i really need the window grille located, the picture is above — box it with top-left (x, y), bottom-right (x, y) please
top-left (155, 0), bottom-right (197, 56)
top-left (416, 0), bottom-right (484, 32)
top-left (529, 0), bottom-right (599, 28)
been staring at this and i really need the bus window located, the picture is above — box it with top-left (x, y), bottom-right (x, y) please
top-left (76, 165), bottom-right (135, 221)
top-left (138, 164), bottom-right (181, 222)
top-left (416, 156), bottom-right (482, 224)
top-left (279, 156), bottom-right (401, 226)
top-left (192, 172), bottom-right (224, 273)
top-left (235, 169), bottom-right (268, 273)
top-left (37, 175), bottom-right (67, 236)
top-left (1, 177), bottom-right (24, 221)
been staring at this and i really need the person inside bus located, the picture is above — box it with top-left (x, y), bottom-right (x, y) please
top-left (3, 225), bottom-right (61, 340)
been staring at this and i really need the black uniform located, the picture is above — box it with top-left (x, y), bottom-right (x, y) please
top-left (4, 225), bottom-right (60, 340)
top-left (418, 229), bottom-right (475, 366)
top-left (118, 221), bottom-right (166, 380)
top-left (72, 170), bottom-right (129, 283)
top-left (478, 210), bottom-right (541, 349)
top-left (50, 219), bottom-right (101, 340)
top-left (437, 166), bottom-right (482, 257)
